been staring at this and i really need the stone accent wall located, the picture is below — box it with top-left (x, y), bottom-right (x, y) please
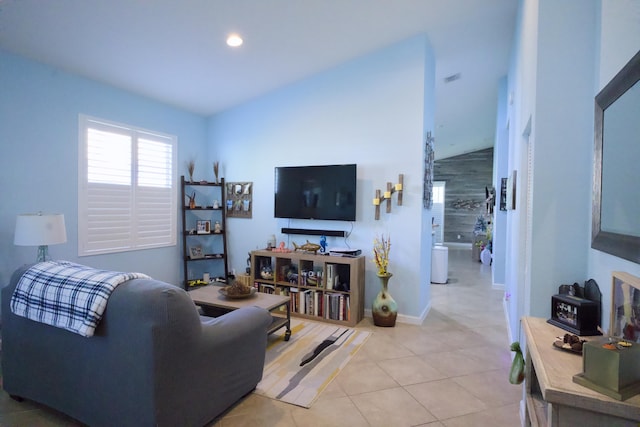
top-left (434, 148), bottom-right (493, 243)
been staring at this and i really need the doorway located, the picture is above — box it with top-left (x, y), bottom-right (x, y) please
top-left (432, 181), bottom-right (445, 244)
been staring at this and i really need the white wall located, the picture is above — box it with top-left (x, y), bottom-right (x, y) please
top-left (208, 35), bottom-right (436, 321)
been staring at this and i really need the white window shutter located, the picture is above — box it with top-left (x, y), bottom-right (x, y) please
top-left (78, 115), bottom-right (177, 256)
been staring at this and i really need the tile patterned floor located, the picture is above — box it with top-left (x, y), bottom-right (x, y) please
top-left (0, 246), bottom-right (522, 426)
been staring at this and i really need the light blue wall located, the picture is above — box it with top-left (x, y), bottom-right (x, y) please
top-left (587, 0), bottom-right (640, 332)
top-left (505, 0), bottom-right (540, 342)
top-left (505, 0), bottom-right (640, 338)
top-left (528, 0), bottom-right (595, 317)
top-left (420, 36), bottom-right (437, 317)
top-left (208, 35), bottom-right (435, 321)
top-left (492, 77), bottom-right (508, 288)
top-left (1, 36), bottom-right (437, 323)
top-left (0, 50), bottom-right (208, 286)
top-left (506, 0), bottom-right (597, 339)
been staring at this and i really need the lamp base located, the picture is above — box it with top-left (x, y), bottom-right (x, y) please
top-left (36, 245), bottom-right (49, 262)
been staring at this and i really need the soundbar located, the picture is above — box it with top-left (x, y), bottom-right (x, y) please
top-left (281, 228), bottom-right (345, 237)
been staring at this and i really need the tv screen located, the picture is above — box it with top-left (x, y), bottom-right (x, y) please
top-left (274, 164), bottom-right (357, 221)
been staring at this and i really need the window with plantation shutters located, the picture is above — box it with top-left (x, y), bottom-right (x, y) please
top-left (78, 115), bottom-right (177, 256)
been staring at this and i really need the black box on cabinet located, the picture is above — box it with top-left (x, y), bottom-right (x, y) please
top-left (547, 294), bottom-right (602, 336)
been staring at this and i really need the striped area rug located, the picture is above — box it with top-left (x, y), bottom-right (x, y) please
top-left (255, 319), bottom-right (371, 408)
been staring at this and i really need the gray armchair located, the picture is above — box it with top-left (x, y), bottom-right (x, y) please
top-left (1, 264), bottom-right (272, 427)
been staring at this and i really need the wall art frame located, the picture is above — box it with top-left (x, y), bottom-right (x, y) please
top-left (499, 177), bottom-right (508, 211)
top-left (591, 50), bottom-right (640, 264)
top-left (423, 131), bottom-right (435, 209)
top-left (226, 182), bottom-right (252, 218)
top-left (610, 271), bottom-right (640, 341)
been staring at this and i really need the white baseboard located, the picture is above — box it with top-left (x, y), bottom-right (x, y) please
top-left (443, 242), bottom-right (472, 249)
top-left (503, 296), bottom-right (515, 345)
top-left (492, 282), bottom-right (505, 290)
top-left (363, 300), bottom-right (431, 325)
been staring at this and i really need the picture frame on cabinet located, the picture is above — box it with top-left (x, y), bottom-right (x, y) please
top-left (197, 220), bottom-right (211, 234)
top-left (189, 246), bottom-right (204, 259)
top-left (610, 271), bottom-right (640, 342)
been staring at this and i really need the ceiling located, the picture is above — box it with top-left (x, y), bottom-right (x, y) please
top-left (0, 0), bottom-right (517, 159)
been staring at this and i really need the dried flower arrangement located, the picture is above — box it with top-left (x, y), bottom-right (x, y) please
top-left (213, 161), bottom-right (220, 184)
top-left (187, 160), bottom-right (195, 182)
top-left (373, 234), bottom-right (391, 276)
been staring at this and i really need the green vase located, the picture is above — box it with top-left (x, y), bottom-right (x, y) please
top-left (372, 273), bottom-right (397, 327)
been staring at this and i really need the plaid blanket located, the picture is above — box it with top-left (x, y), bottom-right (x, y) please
top-left (11, 260), bottom-right (150, 337)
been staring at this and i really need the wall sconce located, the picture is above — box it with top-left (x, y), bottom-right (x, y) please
top-left (14, 212), bottom-right (67, 262)
top-left (373, 174), bottom-right (404, 220)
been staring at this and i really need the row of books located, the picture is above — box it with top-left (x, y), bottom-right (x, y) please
top-left (290, 288), bottom-right (350, 321)
top-left (254, 283), bottom-right (351, 321)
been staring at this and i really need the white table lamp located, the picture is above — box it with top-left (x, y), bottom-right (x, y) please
top-left (14, 213), bottom-right (67, 262)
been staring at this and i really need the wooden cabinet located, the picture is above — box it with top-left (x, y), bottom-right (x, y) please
top-left (522, 317), bottom-right (640, 426)
top-left (250, 250), bottom-right (364, 326)
top-left (180, 176), bottom-right (228, 290)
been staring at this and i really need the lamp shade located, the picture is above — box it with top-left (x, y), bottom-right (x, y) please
top-left (14, 213), bottom-right (67, 246)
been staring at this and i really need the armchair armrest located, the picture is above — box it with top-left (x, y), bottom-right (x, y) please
top-left (155, 306), bottom-right (272, 426)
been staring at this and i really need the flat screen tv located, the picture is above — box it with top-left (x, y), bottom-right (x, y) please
top-left (274, 164), bottom-right (357, 221)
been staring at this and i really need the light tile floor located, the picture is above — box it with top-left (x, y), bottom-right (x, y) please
top-left (0, 246), bottom-right (523, 426)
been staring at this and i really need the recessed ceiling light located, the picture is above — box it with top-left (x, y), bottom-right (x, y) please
top-left (226, 34), bottom-right (243, 47)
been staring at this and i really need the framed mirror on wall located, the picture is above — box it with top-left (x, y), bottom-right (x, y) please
top-left (592, 49), bottom-right (640, 264)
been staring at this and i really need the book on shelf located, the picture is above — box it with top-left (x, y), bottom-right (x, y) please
top-left (313, 291), bottom-right (320, 316)
top-left (305, 290), bottom-right (313, 316)
top-left (326, 264), bottom-right (334, 290)
top-left (322, 292), bottom-right (349, 321)
top-left (289, 287), bottom-right (299, 313)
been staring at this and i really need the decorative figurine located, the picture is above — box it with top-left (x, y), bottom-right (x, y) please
top-left (320, 235), bottom-right (327, 254)
top-left (260, 266), bottom-right (273, 280)
top-left (214, 221), bottom-right (222, 233)
top-left (293, 240), bottom-right (321, 254)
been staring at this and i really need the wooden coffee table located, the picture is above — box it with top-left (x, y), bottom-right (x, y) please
top-left (188, 285), bottom-right (291, 341)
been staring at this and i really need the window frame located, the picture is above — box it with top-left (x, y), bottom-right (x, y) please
top-left (78, 114), bottom-right (178, 256)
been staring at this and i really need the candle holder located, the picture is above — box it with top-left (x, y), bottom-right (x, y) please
top-left (373, 174), bottom-right (403, 220)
